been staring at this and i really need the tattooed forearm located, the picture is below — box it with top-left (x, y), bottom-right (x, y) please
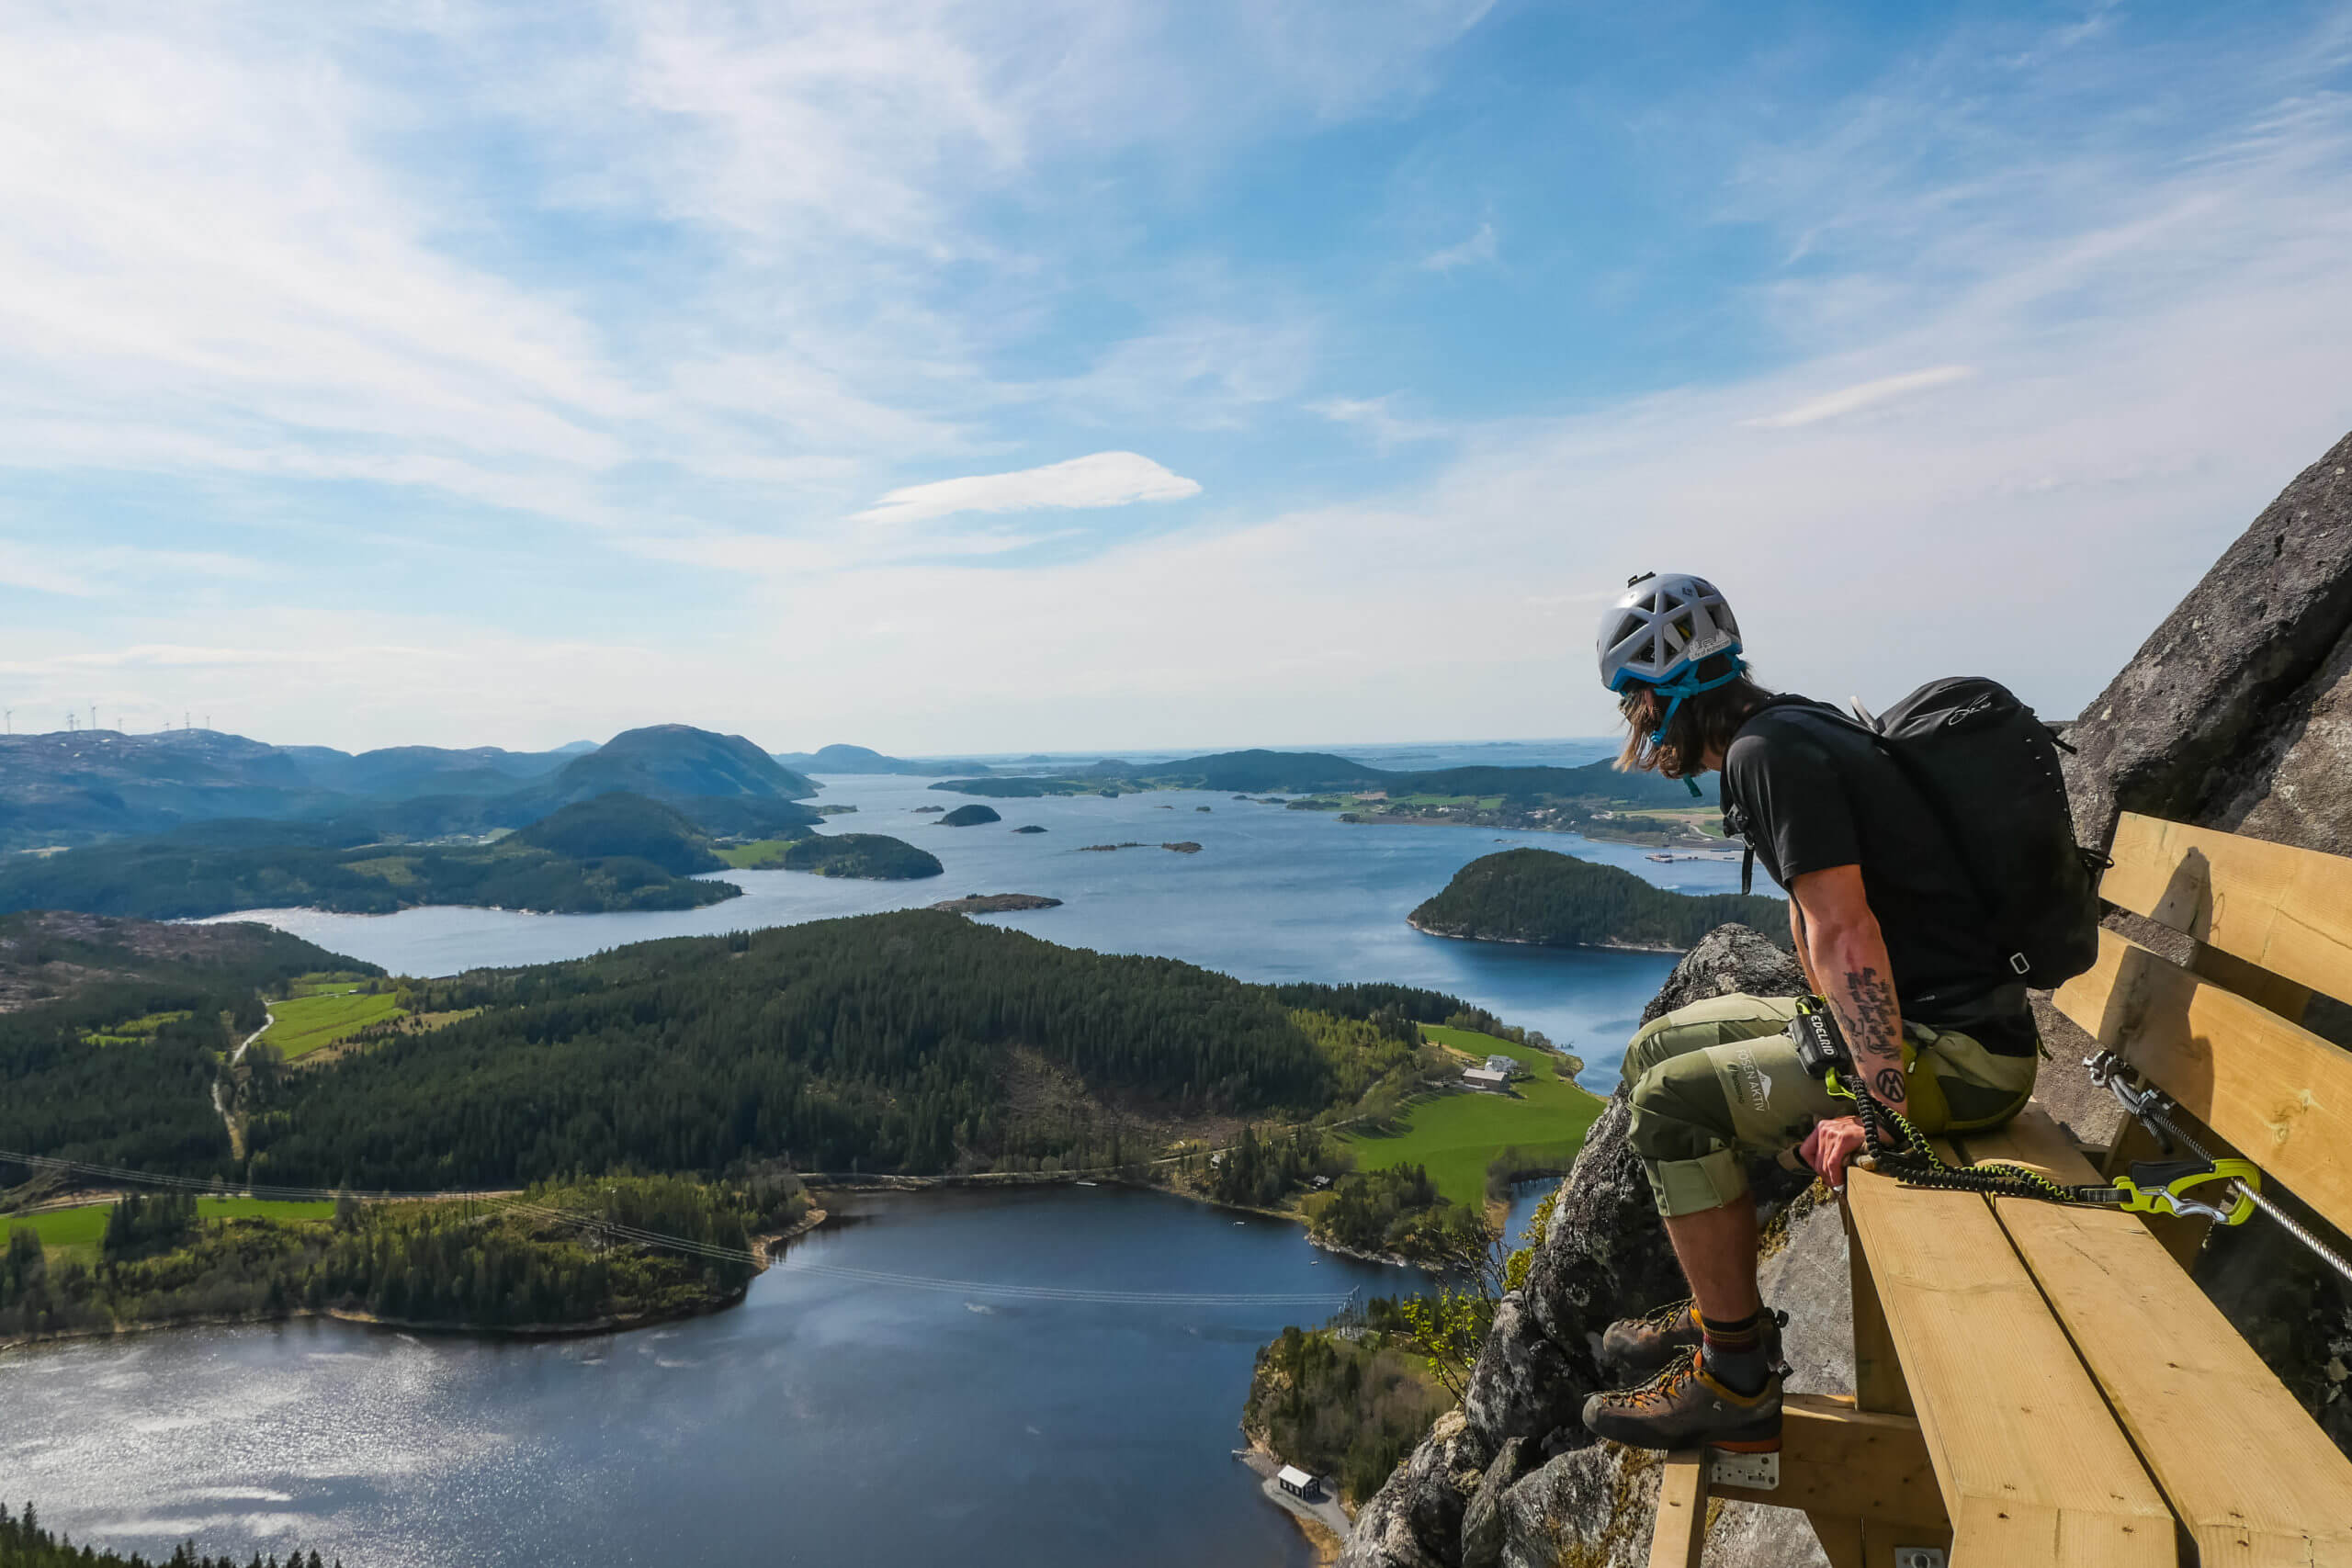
top-left (1836, 965), bottom-right (1907, 1111)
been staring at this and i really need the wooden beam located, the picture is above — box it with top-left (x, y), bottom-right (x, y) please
top-left (1805, 1513), bottom-right (1864, 1568)
top-left (2052, 925), bottom-right (2352, 1235)
top-left (2190, 943), bottom-right (2312, 1025)
top-left (1845, 1201), bottom-right (1914, 1416)
top-left (1961, 1110), bottom-right (2352, 1568)
top-left (1710, 1393), bottom-right (1948, 1531)
top-left (1650, 1450), bottom-right (1710, 1568)
top-left (1843, 1164), bottom-right (2175, 1566)
top-left (2102, 813), bottom-right (2352, 1008)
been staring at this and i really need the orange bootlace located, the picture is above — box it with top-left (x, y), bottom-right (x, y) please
top-left (1611, 1347), bottom-right (1703, 1411)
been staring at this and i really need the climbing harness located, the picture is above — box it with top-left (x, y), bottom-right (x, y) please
top-left (1790, 998), bottom-right (2272, 1226)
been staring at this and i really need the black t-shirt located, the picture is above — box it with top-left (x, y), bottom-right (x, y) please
top-left (1721, 698), bottom-right (2036, 1054)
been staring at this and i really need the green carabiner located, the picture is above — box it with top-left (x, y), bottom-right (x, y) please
top-left (2113, 1157), bottom-right (2261, 1225)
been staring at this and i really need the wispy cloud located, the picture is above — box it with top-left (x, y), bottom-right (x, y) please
top-left (1419, 220), bottom-right (1498, 273)
top-left (853, 452), bottom-right (1200, 527)
top-left (1, 2), bottom-right (2346, 752)
top-left (1309, 395), bottom-right (1447, 446)
top-left (1743, 366), bottom-right (1974, 428)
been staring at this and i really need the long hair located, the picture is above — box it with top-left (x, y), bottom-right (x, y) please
top-left (1613, 655), bottom-right (1771, 780)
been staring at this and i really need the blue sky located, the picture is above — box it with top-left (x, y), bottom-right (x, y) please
top-left (3, 0), bottom-right (2349, 752)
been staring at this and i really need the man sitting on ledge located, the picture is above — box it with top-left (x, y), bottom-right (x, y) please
top-left (1577, 572), bottom-right (2041, 1454)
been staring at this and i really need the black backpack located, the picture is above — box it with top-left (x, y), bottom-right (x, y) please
top-left (1739, 677), bottom-right (2107, 987)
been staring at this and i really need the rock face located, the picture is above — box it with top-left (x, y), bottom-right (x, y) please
top-left (1340, 925), bottom-right (1813, 1568)
top-left (2064, 428), bottom-right (2352, 853)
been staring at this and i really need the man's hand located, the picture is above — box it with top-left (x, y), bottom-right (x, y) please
top-left (1800, 1115), bottom-right (1869, 1191)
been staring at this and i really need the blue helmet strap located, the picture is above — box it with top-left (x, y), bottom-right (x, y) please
top-left (1645, 657), bottom-right (1747, 795)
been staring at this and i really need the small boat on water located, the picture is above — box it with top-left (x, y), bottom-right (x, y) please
top-left (1073, 1180), bottom-right (1097, 1187)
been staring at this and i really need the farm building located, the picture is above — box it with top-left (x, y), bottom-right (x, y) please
top-left (1483, 1055), bottom-right (1519, 1077)
top-left (1461, 1066), bottom-right (1510, 1091)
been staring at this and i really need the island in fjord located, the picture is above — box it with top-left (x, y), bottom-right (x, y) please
top-left (723, 831), bottom-right (944, 879)
top-left (930, 893), bottom-right (1062, 913)
top-left (1408, 848), bottom-right (1789, 951)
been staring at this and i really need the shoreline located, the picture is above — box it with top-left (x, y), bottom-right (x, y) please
top-left (1403, 916), bottom-right (1684, 954)
top-left (1238, 1435), bottom-right (1350, 1564)
top-left (1305, 1233), bottom-right (1413, 1269)
top-left (1332, 813), bottom-right (1713, 850)
top-left (1, 1204), bottom-right (835, 1359)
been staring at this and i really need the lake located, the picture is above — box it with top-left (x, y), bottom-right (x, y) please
top-left (3, 1187), bottom-right (1438, 1568)
top-left (27, 745), bottom-right (1747, 1565)
top-left (214, 759), bottom-right (1747, 1085)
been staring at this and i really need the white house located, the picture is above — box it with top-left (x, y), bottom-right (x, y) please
top-left (1484, 1054), bottom-right (1520, 1077)
top-left (1462, 1066), bottom-right (1510, 1091)
top-left (1277, 1465), bottom-right (1320, 1499)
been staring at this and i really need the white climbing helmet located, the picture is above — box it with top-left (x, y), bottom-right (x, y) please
top-left (1595, 571), bottom-right (1743, 695)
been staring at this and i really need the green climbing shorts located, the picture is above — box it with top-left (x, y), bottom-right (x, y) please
top-left (1620, 992), bottom-right (2038, 1219)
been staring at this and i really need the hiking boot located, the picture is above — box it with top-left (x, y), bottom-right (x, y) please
top-left (1598, 1299), bottom-right (1785, 1382)
top-left (1580, 1347), bottom-right (1782, 1453)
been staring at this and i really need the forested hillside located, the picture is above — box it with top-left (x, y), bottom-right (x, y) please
top-left (1, 1175), bottom-right (786, 1346)
top-left (529, 725), bottom-right (816, 807)
top-left (0, 1502), bottom-right (344, 1568)
top-left (777, 832), bottom-right (944, 879)
top-left (237, 912), bottom-right (1346, 1189)
top-left (1409, 849), bottom-right (1788, 951)
top-left (0, 915), bottom-right (370, 1179)
top-left (504, 791), bottom-right (726, 874)
top-left (0, 818), bottom-right (741, 920)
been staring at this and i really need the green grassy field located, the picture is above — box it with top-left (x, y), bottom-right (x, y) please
top-left (80, 1009), bottom-right (195, 1046)
top-left (8, 1197), bottom-right (340, 1258)
top-left (1342, 1027), bottom-right (1605, 1206)
top-left (716, 839), bottom-right (797, 869)
top-left (266, 988), bottom-right (406, 1058)
top-left (288, 973), bottom-right (377, 997)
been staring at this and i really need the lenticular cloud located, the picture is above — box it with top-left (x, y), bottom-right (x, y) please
top-left (853, 451), bottom-right (1202, 526)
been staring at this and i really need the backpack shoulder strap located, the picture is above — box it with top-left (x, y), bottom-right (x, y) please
top-left (1723, 696), bottom-right (1821, 897)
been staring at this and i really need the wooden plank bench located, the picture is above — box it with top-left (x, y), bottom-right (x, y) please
top-left (1645, 811), bottom-right (2352, 1566)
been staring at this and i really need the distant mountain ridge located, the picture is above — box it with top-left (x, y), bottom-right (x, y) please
top-left (0, 724), bottom-right (819, 852)
top-left (535, 725), bottom-right (816, 807)
top-left (0, 791), bottom-right (744, 919)
top-left (928, 748), bottom-right (1713, 807)
top-left (772, 743), bottom-right (994, 777)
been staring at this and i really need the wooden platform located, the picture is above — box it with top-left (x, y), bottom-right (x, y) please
top-left (1645, 812), bottom-right (2352, 1568)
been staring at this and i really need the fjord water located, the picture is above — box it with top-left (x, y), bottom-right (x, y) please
top-left (4, 1187), bottom-right (1430, 1568)
top-left (222, 757), bottom-right (1743, 1084)
top-left (37, 747), bottom-right (1747, 1564)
